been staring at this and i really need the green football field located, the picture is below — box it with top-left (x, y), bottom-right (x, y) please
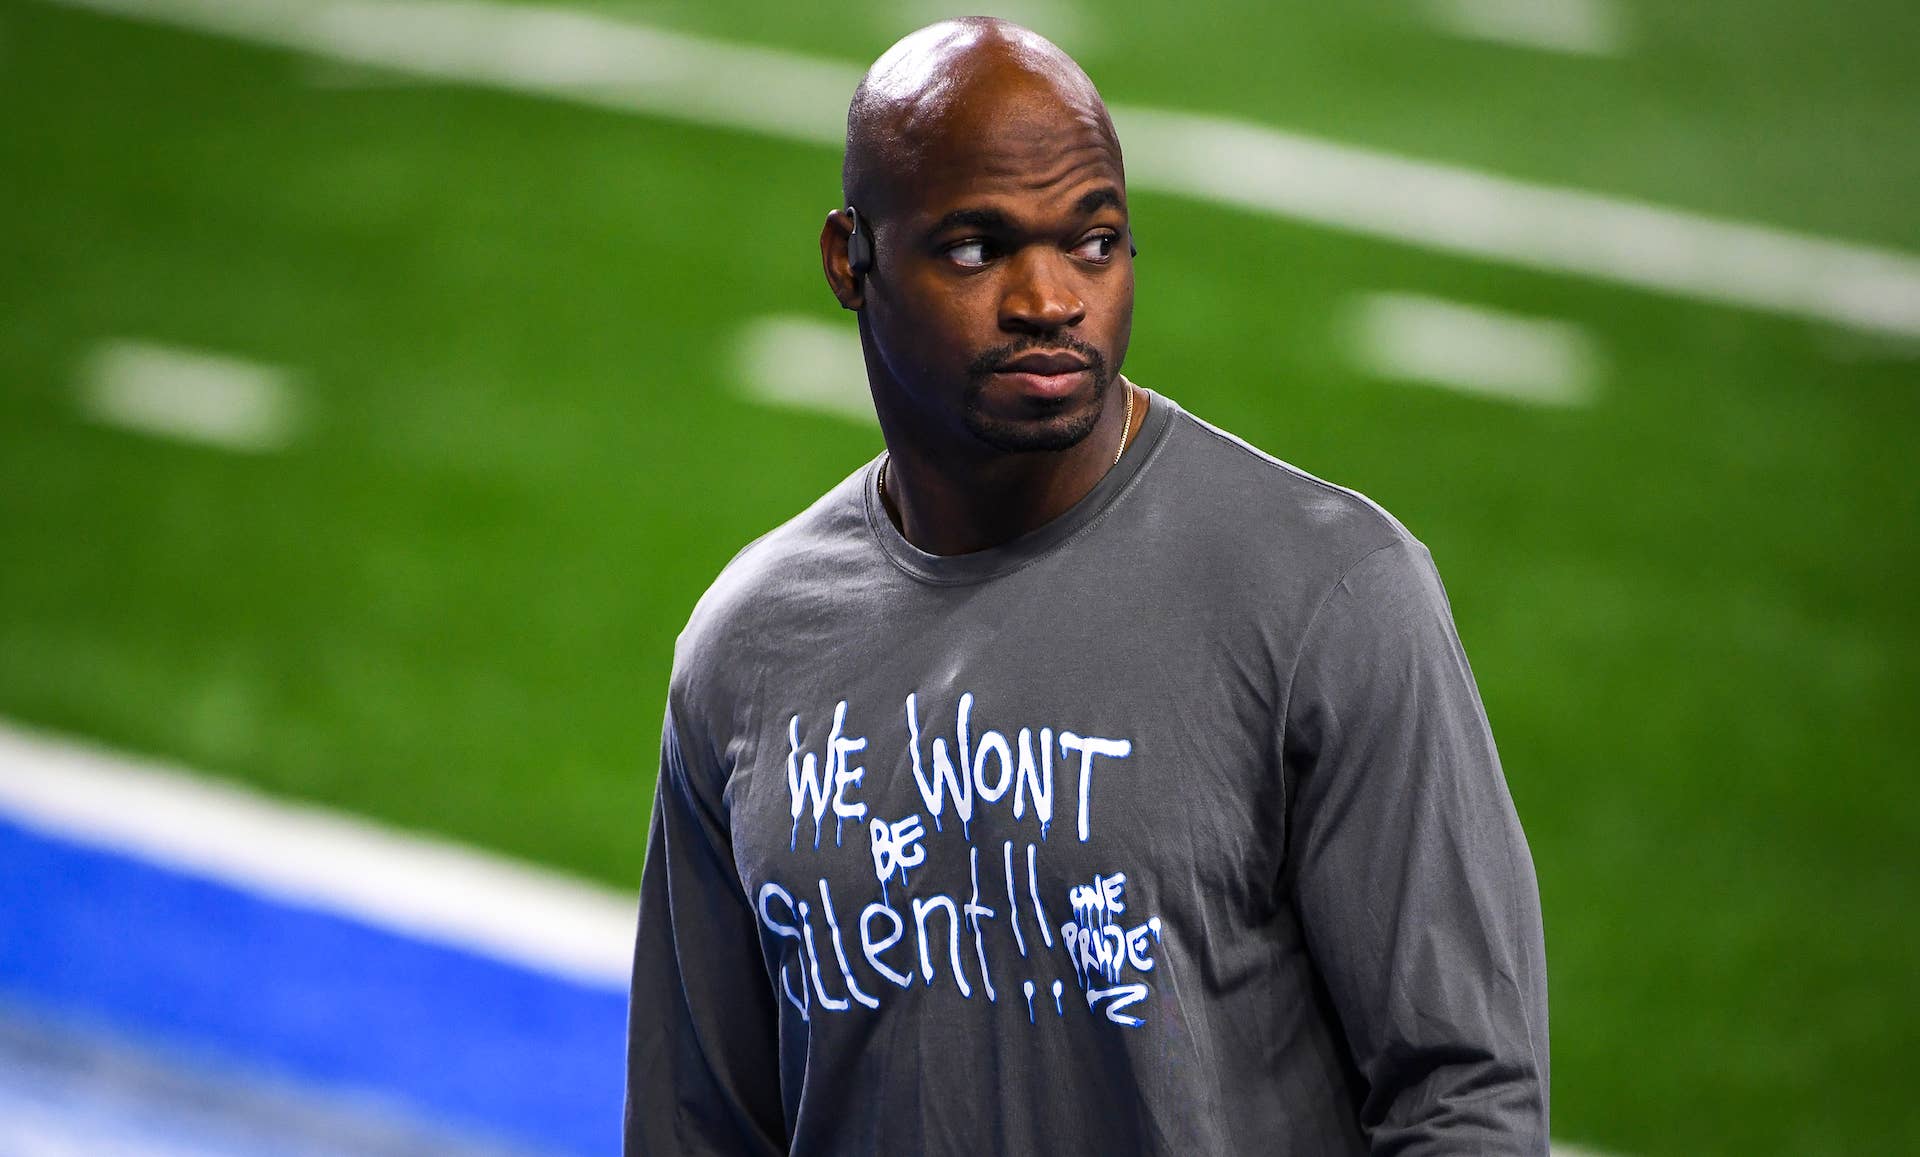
top-left (2, 1), bottom-right (1915, 1153)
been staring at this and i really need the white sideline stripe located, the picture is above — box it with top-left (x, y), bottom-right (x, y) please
top-left (1349, 292), bottom-right (1600, 406)
top-left (41, 0), bottom-right (1920, 339)
top-left (1418, 0), bottom-right (1628, 57)
top-left (79, 340), bottom-right (302, 453)
top-left (733, 314), bottom-right (875, 424)
top-left (0, 1105), bottom-right (208, 1157)
top-left (0, 731), bottom-right (1625, 1157)
top-left (0, 721), bottom-right (636, 988)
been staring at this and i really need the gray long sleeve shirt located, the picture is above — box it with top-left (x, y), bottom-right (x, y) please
top-left (626, 392), bottom-right (1549, 1155)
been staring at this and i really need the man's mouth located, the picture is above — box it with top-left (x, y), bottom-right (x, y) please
top-left (995, 350), bottom-right (1090, 376)
top-left (968, 339), bottom-right (1106, 408)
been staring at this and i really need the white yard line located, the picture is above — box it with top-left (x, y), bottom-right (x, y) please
top-left (732, 314), bottom-right (874, 424)
top-left (1348, 292), bottom-right (1601, 406)
top-left (0, 721), bottom-right (635, 988)
top-left (1416, 0), bottom-right (1629, 57)
top-left (889, 0), bottom-right (1100, 55)
top-left (52, 0), bottom-right (858, 144)
top-left (41, 0), bottom-right (1920, 339)
top-left (1112, 107), bottom-right (1920, 339)
top-left (79, 340), bottom-right (303, 453)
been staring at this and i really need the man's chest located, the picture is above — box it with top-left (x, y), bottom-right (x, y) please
top-left (714, 618), bottom-right (1290, 1031)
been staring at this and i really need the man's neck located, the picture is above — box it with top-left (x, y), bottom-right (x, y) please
top-left (878, 381), bottom-right (1145, 556)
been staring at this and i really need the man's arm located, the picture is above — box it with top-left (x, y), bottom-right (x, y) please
top-left (1284, 539), bottom-right (1550, 1155)
top-left (626, 703), bottom-right (787, 1156)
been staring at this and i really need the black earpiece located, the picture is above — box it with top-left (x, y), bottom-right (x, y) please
top-left (1130, 231), bottom-right (1139, 259)
top-left (847, 206), bottom-right (874, 276)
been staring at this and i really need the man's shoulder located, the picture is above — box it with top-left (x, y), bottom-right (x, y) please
top-left (672, 458), bottom-right (877, 672)
top-left (1149, 398), bottom-right (1461, 674)
top-left (1154, 399), bottom-right (1418, 577)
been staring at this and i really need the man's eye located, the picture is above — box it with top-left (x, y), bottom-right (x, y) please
top-left (945, 240), bottom-right (992, 267)
top-left (1071, 232), bottom-right (1118, 262)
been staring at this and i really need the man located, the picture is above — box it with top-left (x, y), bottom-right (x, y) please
top-left (627, 17), bottom-right (1548, 1156)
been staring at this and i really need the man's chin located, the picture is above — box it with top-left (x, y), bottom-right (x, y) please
top-left (962, 378), bottom-right (1109, 453)
top-left (962, 406), bottom-right (1102, 453)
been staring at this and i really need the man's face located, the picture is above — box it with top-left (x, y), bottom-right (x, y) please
top-left (856, 82), bottom-right (1133, 455)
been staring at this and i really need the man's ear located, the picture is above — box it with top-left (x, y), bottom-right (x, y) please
top-left (821, 209), bottom-right (865, 311)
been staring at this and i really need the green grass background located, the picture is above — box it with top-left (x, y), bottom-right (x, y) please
top-left (1, 2), bottom-right (1915, 1153)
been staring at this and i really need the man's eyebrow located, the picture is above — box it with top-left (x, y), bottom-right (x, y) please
top-left (925, 190), bottom-right (1124, 237)
top-left (928, 207), bottom-right (1014, 235)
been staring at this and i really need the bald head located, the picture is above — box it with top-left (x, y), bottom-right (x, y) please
top-left (843, 18), bottom-right (1121, 217)
top-left (820, 18), bottom-right (1134, 469)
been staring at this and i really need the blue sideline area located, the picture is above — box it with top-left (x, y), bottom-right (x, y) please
top-left (0, 815), bottom-right (630, 1156)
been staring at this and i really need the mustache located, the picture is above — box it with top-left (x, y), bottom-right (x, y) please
top-left (966, 335), bottom-right (1108, 379)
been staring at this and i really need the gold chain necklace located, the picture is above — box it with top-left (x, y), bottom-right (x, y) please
top-left (878, 382), bottom-right (1135, 502)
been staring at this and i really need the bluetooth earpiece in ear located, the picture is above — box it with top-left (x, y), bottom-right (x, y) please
top-left (846, 206), bottom-right (874, 276)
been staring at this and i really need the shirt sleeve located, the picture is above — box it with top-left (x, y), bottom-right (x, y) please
top-left (625, 702), bottom-right (788, 1156)
top-left (1283, 539), bottom-right (1551, 1155)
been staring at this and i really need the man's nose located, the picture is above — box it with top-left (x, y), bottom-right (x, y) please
top-left (999, 249), bottom-right (1086, 332)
